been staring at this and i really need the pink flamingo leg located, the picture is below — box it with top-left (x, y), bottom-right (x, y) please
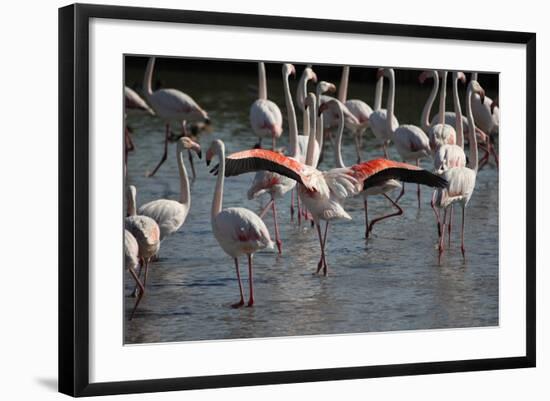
top-left (247, 254), bottom-right (255, 307)
top-left (147, 123), bottom-right (170, 177)
top-left (416, 159), bottom-right (421, 208)
top-left (490, 141), bottom-right (499, 168)
top-left (259, 199), bottom-right (274, 219)
top-left (321, 222), bottom-right (330, 276)
top-left (232, 258), bottom-right (245, 308)
top-left (383, 141), bottom-right (389, 159)
top-left (395, 183), bottom-right (405, 204)
top-left (461, 204), bottom-right (466, 256)
top-left (290, 189), bottom-right (295, 221)
top-left (131, 259), bottom-right (143, 297)
top-left (272, 199), bottom-right (282, 254)
top-left (129, 267), bottom-right (145, 320)
top-left (315, 223), bottom-right (325, 275)
top-left (364, 197), bottom-right (370, 238)
top-left (431, 192), bottom-right (442, 239)
top-left (448, 204), bottom-right (453, 248)
top-left (367, 194), bottom-right (404, 236)
top-left (439, 209), bottom-right (447, 254)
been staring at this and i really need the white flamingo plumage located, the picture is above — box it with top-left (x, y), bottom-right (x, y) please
top-left (338, 66), bottom-right (373, 163)
top-left (471, 73), bottom-right (499, 135)
top-left (296, 65), bottom-right (318, 137)
top-left (432, 80), bottom-right (484, 256)
top-left (138, 137), bottom-right (201, 244)
top-left (125, 185), bottom-right (161, 319)
top-left (206, 140), bottom-right (274, 308)
top-left (142, 57), bottom-right (210, 177)
top-left (249, 62), bottom-right (283, 150)
top-left (124, 229), bottom-right (144, 320)
top-left (368, 71), bottom-right (399, 158)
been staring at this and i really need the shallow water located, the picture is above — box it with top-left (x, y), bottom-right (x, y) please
top-left (124, 63), bottom-right (499, 344)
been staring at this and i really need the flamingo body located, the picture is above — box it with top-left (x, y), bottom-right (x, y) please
top-left (393, 124), bottom-right (431, 161)
top-left (138, 199), bottom-right (189, 241)
top-left (124, 229), bottom-right (140, 270)
top-left (125, 86), bottom-right (154, 116)
top-left (249, 99), bottom-right (283, 140)
top-left (369, 109), bottom-right (399, 144)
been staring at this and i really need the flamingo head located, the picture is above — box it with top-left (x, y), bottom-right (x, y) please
top-left (376, 68), bottom-right (385, 79)
top-left (178, 137), bottom-right (202, 158)
top-left (317, 81), bottom-right (336, 95)
top-left (470, 80), bottom-right (485, 103)
top-left (205, 139), bottom-right (223, 166)
top-left (304, 92), bottom-right (317, 111)
top-left (418, 70), bottom-right (439, 84)
top-left (456, 71), bottom-right (466, 83)
top-left (283, 63), bottom-right (296, 77)
top-left (305, 67), bottom-right (317, 83)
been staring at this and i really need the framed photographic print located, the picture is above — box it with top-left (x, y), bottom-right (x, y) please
top-left (58, 3), bottom-right (536, 397)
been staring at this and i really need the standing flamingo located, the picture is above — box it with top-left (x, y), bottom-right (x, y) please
top-left (124, 86), bottom-right (155, 172)
top-left (250, 62), bottom-right (283, 150)
top-left (142, 57), bottom-right (210, 177)
top-left (137, 137), bottom-right (201, 247)
top-left (124, 229), bottom-right (145, 320)
top-left (125, 185), bottom-right (161, 317)
top-left (380, 67), bottom-right (432, 208)
top-left (432, 79), bottom-right (484, 256)
top-left (338, 66), bottom-right (373, 163)
top-left (368, 70), bottom-right (399, 158)
top-left (206, 140), bottom-right (274, 307)
top-left (247, 64), bottom-right (299, 253)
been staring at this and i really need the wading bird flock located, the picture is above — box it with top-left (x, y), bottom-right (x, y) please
top-left (124, 58), bottom-right (499, 317)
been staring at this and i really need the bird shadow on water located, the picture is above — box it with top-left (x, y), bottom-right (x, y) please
top-left (35, 377), bottom-right (57, 392)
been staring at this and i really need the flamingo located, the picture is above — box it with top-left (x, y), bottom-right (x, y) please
top-left (338, 66), bottom-right (373, 163)
top-left (125, 185), bottom-right (161, 317)
top-left (432, 72), bottom-right (468, 174)
top-left (427, 71), bottom-right (457, 151)
top-left (124, 86), bottom-right (155, 171)
top-left (250, 62), bottom-right (283, 150)
top-left (432, 79), bottom-right (485, 256)
top-left (380, 67), bottom-right (432, 208)
top-left (124, 229), bottom-right (144, 320)
top-left (296, 65), bottom-right (318, 138)
top-left (247, 63), bottom-right (299, 253)
top-left (206, 139), bottom-right (274, 307)
top-left (368, 70), bottom-right (399, 158)
top-left (321, 98), bottom-right (447, 238)
top-left (142, 57), bottom-right (210, 177)
top-left (137, 137), bottom-right (201, 248)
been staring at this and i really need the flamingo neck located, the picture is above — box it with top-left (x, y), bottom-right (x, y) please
top-left (305, 97), bottom-right (317, 166)
top-left (283, 70), bottom-right (299, 159)
top-left (177, 143), bottom-right (191, 208)
top-left (127, 188), bottom-right (137, 216)
top-left (333, 105), bottom-right (345, 168)
top-left (453, 75), bottom-right (464, 149)
top-left (297, 70), bottom-right (310, 136)
top-left (420, 71), bottom-right (439, 132)
top-left (471, 72), bottom-right (478, 82)
top-left (258, 62), bottom-right (267, 100)
top-left (466, 86), bottom-right (478, 172)
top-left (143, 57), bottom-right (155, 98)
top-left (385, 69), bottom-right (396, 137)
top-left (438, 71), bottom-right (447, 125)
top-left (314, 106), bottom-right (324, 168)
top-left (374, 75), bottom-right (384, 111)
top-left (212, 143), bottom-right (225, 219)
top-left (338, 66), bottom-right (350, 102)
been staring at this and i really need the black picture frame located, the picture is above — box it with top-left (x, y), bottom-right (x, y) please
top-left (58, 3), bottom-right (536, 397)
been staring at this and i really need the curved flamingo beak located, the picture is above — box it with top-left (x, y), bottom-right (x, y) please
top-left (311, 71), bottom-right (318, 83)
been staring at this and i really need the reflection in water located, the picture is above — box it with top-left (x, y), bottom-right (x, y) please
top-left (124, 63), bottom-right (499, 344)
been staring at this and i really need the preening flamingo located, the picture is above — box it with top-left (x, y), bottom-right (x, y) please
top-left (368, 70), bottom-right (399, 158)
top-left (125, 185), bottom-right (161, 318)
top-left (206, 140), bottom-right (274, 307)
top-left (250, 62), bottom-right (283, 150)
top-left (338, 66), bottom-right (373, 163)
top-left (124, 229), bottom-right (144, 320)
top-left (142, 57), bottom-right (210, 177)
top-left (432, 79), bottom-right (484, 256)
top-left (247, 63), bottom-right (299, 253)
top-left (138, 137), bottom-right (201, 246)
top-left (380, 67), bottom-right (432, 208)
top-left (321, 98), bottom-right (447, 238)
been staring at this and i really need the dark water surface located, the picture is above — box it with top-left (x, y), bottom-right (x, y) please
top-left (124, 62), bottom-right (499, 344)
